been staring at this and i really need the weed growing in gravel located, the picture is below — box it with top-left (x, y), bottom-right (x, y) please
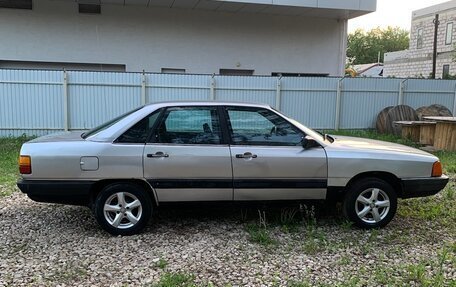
top-left (151, 272), bottom-right (216, 287)
top-left (338, 220), bottom-right (353, 230)
top-left (244, 209), bottom-right (278, 247)
top-left (279, 207), bottom-right (300, 233)
top-left (397, 184), bottom-right (456, 228)
top-left (337, 255), bottom-right (351, 266)
top-left (155, 258), bottom-right (168, 269)
top-left (287, 280), bottom-right (312, 287)
top-left (46, 262), bottom-right (88, 284)
top-left (151, 272), bottom-right (197, 287)
top-left (245, 223), bottom-right (277, 247)
top-left (301, 226), bottom-right (327, 255)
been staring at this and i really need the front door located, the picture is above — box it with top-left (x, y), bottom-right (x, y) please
top-left (143, 106), bottom-right (233, 202)
top-left (224, 106), bottom-right (328, 201)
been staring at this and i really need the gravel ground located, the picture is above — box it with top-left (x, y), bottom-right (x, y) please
top-left (0, 189), bottom-right (455, 287)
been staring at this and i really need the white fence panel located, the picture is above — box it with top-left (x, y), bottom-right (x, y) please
top-left (68, 71), bottom-right (142, 130)
top-left (340, 78), bottom-right (401, 129)
top-left (1, 69), bottom-right (456, 137)
top-left (281, 77), bottom-right (338, 129)
top-left (146, 74), bottom-right (210, 103)
top-left (0, 69), bottom-right (63, 137)
top-left (214, 76), bottom-right (276, 107)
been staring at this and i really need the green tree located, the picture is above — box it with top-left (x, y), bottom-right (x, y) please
top-left (347, 26), bottom-right (410, 65)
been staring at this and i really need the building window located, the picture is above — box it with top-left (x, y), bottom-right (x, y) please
top-left (0, 0), bottom-right (32, 9)
top-left (79, 4), bottom-right (101, 14)
top-left (161, 68), bottom-right (186, 74)
top-left (443, 65), bottom-right (450, 78)
top-left (417, 28), bottom-right (424, 49)
top-left (272, 72), bottom-right (329, 77)
top-left (446, 22), bottom-right (453, 45)
top-left (0, 60), bottom-right (126, 72)
top-left (219, 69), bottom-right (254, 76)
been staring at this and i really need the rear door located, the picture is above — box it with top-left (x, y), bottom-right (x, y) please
top-left (225, 106), bottom-right (328, 201)
top-left (143, 106), bottom-right (233, 202)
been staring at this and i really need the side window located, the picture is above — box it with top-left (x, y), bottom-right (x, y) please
top-left (153, 107), bottom-right (222, 145)
top-left (226, 107), bottom-right (303, 146)
top-left (446, 22), bottom-right (454, 45)
top-left (417, 28), bottom-right (423, 49)
top-left (116, 110), bottom-right (161, 143)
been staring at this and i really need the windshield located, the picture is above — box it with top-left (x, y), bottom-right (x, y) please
top-left (270, 108), bottom-right (329, 143)
top-left (82, 107), bottom-right (143, 139)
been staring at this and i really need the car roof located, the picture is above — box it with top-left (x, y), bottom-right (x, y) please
top-left (145, 101), bottom-right (272, 109)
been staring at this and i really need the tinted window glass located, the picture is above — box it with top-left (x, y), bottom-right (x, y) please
top-left (116, 110), bottom-right (161, 143)
top-left (82, 107), bottom-right (142, 139)
top-left (154, 107), bottom-right (221, 145)
top-left (227, 107), bottom-right (303, 146)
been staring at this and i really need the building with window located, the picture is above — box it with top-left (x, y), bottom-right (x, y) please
top-left (384, 1), bottom-right (456, 78)
top-left (0, 0), bottom-right (375, 76)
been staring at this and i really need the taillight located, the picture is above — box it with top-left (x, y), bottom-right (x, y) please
top-left (432, 161), bottom-right (442, 177)
top-left (19, 155), bottom-right (32, 174)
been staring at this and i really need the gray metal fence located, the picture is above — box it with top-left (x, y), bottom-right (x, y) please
top-left (1, 69), bottom-right (456, 137)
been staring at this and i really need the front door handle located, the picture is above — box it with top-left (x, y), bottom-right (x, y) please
top-left (147, 152), bottom-right (169, 158)
top-left (236, 152), bottom-right (258, 159)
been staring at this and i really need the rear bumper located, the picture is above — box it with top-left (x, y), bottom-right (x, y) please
top-left (17, 179), bottom-right (94, 206)
top-left (400, 175), bottom-right (449, 199)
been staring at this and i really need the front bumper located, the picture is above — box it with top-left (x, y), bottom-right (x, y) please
top-left (400, 175), bottom-right (449, 199)
top-left (17, 179), bottom-right (94, 206)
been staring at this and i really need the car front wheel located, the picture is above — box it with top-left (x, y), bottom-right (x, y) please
top-left (343, 177), bottom-right (397, 229)
top-left (94, 183), bottom-right (152, 236)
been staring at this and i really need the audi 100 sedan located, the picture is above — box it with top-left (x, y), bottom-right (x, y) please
top-left (17, 102), bottom-right (448, 235)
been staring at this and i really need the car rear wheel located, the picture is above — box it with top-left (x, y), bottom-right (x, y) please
top-left (94, 183), bottom-right (152, 236)
top-left (343, 177), bottom-right (397, 229)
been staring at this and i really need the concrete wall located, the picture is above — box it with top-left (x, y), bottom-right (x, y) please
top-left (0, 0), bottom-right (346, 76)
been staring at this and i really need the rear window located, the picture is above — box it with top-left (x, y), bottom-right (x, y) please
top-left (82, 107), bottom-right (142, 139)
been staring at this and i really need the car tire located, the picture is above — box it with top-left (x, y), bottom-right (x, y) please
top-left (343, 177), bottom-right (397, 229)
top-left (94, 182), bottom-right (152, 236)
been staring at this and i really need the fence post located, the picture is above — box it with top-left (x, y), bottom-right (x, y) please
top-left (63, 70), bottom-right (69, 132)
top-left (275, 77), bottom-right (282, 110)
top-left (334, 77), bottom-right (344, 131)
top-left (398, 79), bottom-right (407, 106)
top-left (210, 74), bottom-right (216, 101)
top-left (141, 71), bottom-right (146, 105)
top-left (453, 83), bottom-right (456, 115)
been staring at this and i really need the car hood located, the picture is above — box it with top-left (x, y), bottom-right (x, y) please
top-left (328, 135), bottom-right (434, 157)
top-left (28, 131), bottom-right (85, 143)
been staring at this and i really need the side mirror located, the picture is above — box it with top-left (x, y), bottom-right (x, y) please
top-left (301, 137), bottom-right (309, 149)
top-left (301, 137), bottom-right (318, 149)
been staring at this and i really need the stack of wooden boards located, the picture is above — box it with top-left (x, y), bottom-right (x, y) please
top-left (376, 104), bottom-right (455, 151)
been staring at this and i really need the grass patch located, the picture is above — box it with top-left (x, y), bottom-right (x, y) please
top-left (0, 136), bottom-right (30, 196)
top-left (289, 245), bottom-right (455, 287)
top-left (151, 272), bottom-right (215, 287)
top-left (245, 223), bottom-right (277, 247)
top-left (151, 272), bottom-right (197, 287)
top-left (155, 258), bottom-right (168, 269)
top-left (398, 182), bottom-right (456, 228)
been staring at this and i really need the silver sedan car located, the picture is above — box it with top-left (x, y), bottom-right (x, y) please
top-left (17, 102), bottom-right (448, 235)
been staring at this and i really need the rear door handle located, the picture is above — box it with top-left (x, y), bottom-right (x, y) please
top-left (236, 152), bottom-right (257, 159)
top-left (147, 152), bottom-right (169, 158)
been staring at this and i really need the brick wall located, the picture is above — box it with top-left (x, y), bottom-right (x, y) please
top-left (384, 8), bottom-right (456, 78)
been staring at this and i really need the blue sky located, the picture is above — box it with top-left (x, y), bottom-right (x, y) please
top-left (348, 0), bottom-right (450, 32)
